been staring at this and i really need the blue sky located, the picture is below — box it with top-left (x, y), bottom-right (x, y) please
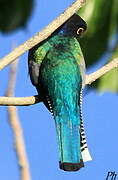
top-left (0, 0), bottom-right (118, 180)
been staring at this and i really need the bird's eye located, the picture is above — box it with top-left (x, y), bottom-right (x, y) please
top-left (76, 27), bottom-right (84, 35)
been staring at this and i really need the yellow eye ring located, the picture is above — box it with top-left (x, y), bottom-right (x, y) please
top-left (76, 27), bottom-right (84, 35)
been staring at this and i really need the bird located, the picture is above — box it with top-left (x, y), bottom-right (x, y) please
top-left (28, 14), bottom-right (92, 171)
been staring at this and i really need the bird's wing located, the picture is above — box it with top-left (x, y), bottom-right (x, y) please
top-left (79, 54), bottom-right (86, 88)
top-left (71, 38), bottom-right (86, 88)
top-left (28, 41), bottom-right (51, 86)
top-left (75, 48), bottom-right (86, 88)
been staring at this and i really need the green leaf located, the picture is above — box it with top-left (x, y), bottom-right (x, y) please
top-left (97, 68), bottom-right (118, 92)
top-left (92, 43), bottom-right (118, 92)
top-left (0, 0), bottom-right (33, 33)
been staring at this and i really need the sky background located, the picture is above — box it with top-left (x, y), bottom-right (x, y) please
top-left (0, 0), bottom-right (118, 180)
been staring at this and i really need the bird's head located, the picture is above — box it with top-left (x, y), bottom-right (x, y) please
top-left (58, 14), bottom-right (87, 37)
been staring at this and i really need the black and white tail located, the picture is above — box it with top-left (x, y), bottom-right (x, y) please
top-left (80, 89), bottom-right (92, 162)
top-left (46, 91), bottom-right (92, 162)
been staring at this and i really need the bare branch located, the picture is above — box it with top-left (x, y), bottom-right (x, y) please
top-left (7, 106), bottom-right (31, 180)
top-left (0, 0), bottom-right (85, 70)
top-left (1, 58), bottom-right (118, 106)
top-left (0, 95), bottom-right (40, 106)
top-left (6, 60), bottom-right (31, 180)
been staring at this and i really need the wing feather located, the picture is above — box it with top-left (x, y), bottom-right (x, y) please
top-left (28, 41), bottom-right (51, 86)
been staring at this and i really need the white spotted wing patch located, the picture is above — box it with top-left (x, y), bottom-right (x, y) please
top-left (46, 96), bottom-right (54, 116)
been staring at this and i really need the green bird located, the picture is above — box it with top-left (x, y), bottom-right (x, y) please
top-left (28, 14), bottom-right (91, 171)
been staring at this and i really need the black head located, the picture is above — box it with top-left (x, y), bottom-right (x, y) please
top-left (58, 14), bottom-right (87, 37)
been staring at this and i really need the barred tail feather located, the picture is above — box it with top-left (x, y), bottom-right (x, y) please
top-left (80, 119), bottom-right (92, 161)
top-left (80, 89), bottom-right (92, 162)
top-left (81, 148), bottom-right (92, 162)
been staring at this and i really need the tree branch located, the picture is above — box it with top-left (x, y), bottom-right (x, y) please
top-left (5, 60), bottom-right (31, 180)
top-left (1, 58), bottom-right (118, 106)
top-left (0, 95), bottom-right (41, 106)
top-left (7, 106), bottom-right (31, 180)
top-left (0, 0), bottom-right (85, 70)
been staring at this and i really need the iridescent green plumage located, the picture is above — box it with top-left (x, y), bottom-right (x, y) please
top-left (28, 14), bottom-right (91, 171)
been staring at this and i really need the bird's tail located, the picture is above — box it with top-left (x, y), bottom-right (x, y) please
top-left (55, 115), bottom-right (84, 171)
top-left (55, 117), bottom-right (91, 171)
top-left (54, 90), bottom-right (92, 171)
top-left (45, 92), bottom-right (92, 171)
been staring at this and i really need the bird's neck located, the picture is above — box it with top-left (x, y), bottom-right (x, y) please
top-left (50, 34), bottom-right (71, 44)
top-left (49, 34), bottom-right (77, 53)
